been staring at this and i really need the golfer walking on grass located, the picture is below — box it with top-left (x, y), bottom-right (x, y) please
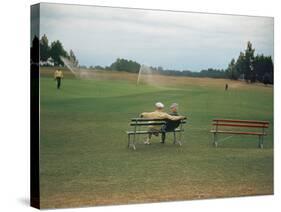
top-left (140, 102), bottom-right (185, 144)
top-left (54, 69), bottom-right (63, 89)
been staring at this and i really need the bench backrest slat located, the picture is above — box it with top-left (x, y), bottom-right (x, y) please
top-left (131, 122), bottom-right (165, 126)
top-left (130, 120), bottom-right (186, 126)
top-left (130, 118), bottom-right (186, 127)
top-left (211, 119), bottom-right (269, 132)
top-left (213, 119), bottom-right (269, 124)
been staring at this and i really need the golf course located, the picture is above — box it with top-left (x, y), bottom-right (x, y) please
top-left (39, 67), bottom-right (273, 208)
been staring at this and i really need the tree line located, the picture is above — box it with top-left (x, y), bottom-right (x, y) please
top-left (38, 35), bottom-right (273, 84)
top-left (91, 42), bottom-right (273, 84)
top-left (90, 59), bottom-right (226, 78)
top-left (149, 67), bottom-right (226, 78)
top-left (226, 41), bottom-right (273, 84)
top-left (40, 34), bottom-right (79, 66)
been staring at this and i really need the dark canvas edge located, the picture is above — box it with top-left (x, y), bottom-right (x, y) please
top-left (30, 3), bottom-right (40, 209)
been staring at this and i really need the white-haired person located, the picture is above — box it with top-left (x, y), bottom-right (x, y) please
top-left (140, 102), bottom-right (185, 144)
top-left (160, 103), bottom-right (182, 144)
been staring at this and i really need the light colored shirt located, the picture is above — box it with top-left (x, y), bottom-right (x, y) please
top-left (54, 70), bottom-right (63, 78)
top-left (141, 110), bottom-right (184, 130)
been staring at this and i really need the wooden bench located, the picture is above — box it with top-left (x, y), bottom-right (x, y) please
top-left (127, 117), bottom-right (187, 150)
top-left (210, 119), bottom-right (269, 148)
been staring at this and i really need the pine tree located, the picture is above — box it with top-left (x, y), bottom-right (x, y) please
top-left (40, 34), bottom-right (50, 62)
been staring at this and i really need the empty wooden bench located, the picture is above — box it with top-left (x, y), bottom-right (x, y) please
top-left (127, 117), bottom-right (187, 150)
top-left (210, 119), bottom-right (269, 148)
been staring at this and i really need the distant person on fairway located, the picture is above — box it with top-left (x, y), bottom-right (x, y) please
top-left (140, 102), bottom-right (185, 144)
top-left (160, 103), bottom-right (181, 144)
top-left (225, 83), bottom-right (228, 91)
top-left (54, 69), bottom-right (63, 89)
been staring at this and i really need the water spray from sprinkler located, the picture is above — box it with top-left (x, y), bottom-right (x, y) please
top-left (60, 56), bottom-right (92, 79)
top-left (137, 64), bottom-right (158, 87)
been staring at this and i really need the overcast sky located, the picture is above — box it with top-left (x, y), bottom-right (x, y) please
top-left (40, 3), bottom-right (273, 71)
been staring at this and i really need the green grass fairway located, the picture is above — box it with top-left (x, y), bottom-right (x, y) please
top-left (40, 70), bottom-right (273, 208)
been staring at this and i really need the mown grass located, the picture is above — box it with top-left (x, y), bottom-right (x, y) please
top-left (39, 71), bottom-right (273, 208)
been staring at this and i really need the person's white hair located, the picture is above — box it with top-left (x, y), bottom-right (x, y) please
top-left (155, 102), bottom-right (164, 109)
top-left (170, 103), bottom-right (178, 108)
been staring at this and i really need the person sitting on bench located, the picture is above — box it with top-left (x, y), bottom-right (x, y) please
top-left (140, 102), bottom-right (185, 144)
top-left (160, 103), bottom-right (181, 144)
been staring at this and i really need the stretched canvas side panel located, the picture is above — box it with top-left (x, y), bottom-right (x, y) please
top-left (30, 3), bottom-right (40, 209)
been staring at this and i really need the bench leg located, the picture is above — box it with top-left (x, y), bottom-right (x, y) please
top-left (258, 135), bottom-right (264, 149)
top-left (132, 133), bottom-right (137, 150)
top-left (179, 130), bottom-right (183, 146)
top-left (127, 134), bottom-right (136, 150)
top-left (173, 131), bottom-right (182, 146)
top-left (132, 143), bottom-right (136, 150)
top-left (213, 133), bottom-right (218, 147)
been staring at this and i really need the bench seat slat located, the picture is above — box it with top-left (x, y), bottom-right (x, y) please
top-left (127, 129), bottom-right (183, 135)
top-left (210, 130), bottom-right (266, 136)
